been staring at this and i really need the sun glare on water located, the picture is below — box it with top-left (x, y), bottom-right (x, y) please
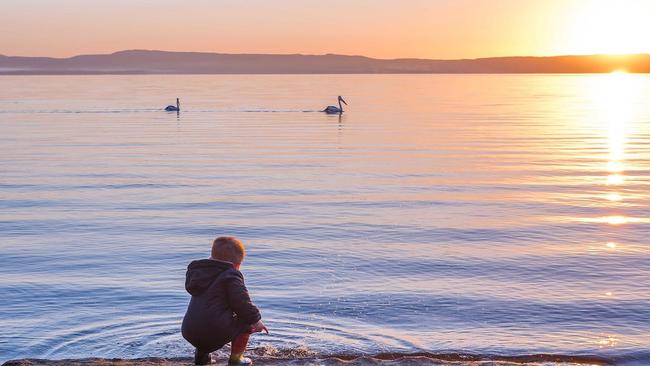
top-left (567, 70), bottom-right (649, 228)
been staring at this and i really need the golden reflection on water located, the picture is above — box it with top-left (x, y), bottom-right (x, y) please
top-left (565, 71), bottom-right (650, 311)
top-left (575, 74), bottom-right (646, 351)
top-left (596, 335), bottom-right (619, 348)
top-left (605, 241), bottom-right (617, 249)
top-left (600, 72), bottom-right (633, 190)
top-left (604, 192), bottom-right (622, 202)
top-left (605, 215), bottom-right (627, 225)
top-left (584, 240), bottom-right (647, 255)
top-left (576, 215), bottom-right (650, 225)
top-left (605, 174), bottom-right (624, 186)
top-left (606, 161), bottom-right (623, 173)
top-left (580, 72), bottom-right (645, 228)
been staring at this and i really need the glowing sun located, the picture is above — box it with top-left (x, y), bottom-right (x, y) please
top-left (563, 0), bottom-right (650, 55)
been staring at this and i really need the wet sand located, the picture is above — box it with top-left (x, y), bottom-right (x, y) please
top-left (1, 351), bottom-right (614, 366)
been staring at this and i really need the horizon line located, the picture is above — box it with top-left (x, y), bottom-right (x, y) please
top-left (2, 49), bottom-right (650, 61)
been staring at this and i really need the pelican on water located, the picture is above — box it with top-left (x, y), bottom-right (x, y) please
top-left (165, 98), bottom-right (180, 112)
top-left (322, 96), bottom-right (347, 114)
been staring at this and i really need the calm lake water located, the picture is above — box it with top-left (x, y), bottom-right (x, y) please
top-left (1, 74), bottom-right (650, 365)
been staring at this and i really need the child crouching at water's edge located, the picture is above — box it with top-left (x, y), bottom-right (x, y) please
top-left (182, 237), bottom-right (268, 365)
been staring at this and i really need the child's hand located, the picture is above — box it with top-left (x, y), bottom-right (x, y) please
top-left (250, 320), bottom-right (269, 334)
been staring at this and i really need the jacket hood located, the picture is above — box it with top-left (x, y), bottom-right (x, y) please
top-left (185, 259), bottom-right (233, 296)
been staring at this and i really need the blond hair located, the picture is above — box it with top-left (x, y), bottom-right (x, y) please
top-left (211, 236), bottom-right (245, 264)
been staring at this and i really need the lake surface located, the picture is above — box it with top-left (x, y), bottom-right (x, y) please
top-left (1, 74), bottom-right (649, 365)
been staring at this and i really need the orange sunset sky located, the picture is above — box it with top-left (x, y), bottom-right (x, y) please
top-left (2, 0), bottom-right (650, 59)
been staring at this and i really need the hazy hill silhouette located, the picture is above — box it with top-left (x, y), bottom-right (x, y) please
top-left (1, 50), bottom-right (649, 74)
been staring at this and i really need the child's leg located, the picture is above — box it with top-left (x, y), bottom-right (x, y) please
top-left (194, 347), bottom-right (211, 365)
top-left (229, 332), bottom-right (251, 364)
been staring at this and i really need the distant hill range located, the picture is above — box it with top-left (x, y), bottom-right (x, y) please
top-left (1, 50), bottom-right (650, 74)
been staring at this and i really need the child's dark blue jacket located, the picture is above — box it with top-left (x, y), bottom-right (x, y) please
top-left (181, 259), bottom-right (261, 352)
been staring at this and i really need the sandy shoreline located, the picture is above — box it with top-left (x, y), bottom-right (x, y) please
top-left (1, 352), bottom-right (615, 366)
